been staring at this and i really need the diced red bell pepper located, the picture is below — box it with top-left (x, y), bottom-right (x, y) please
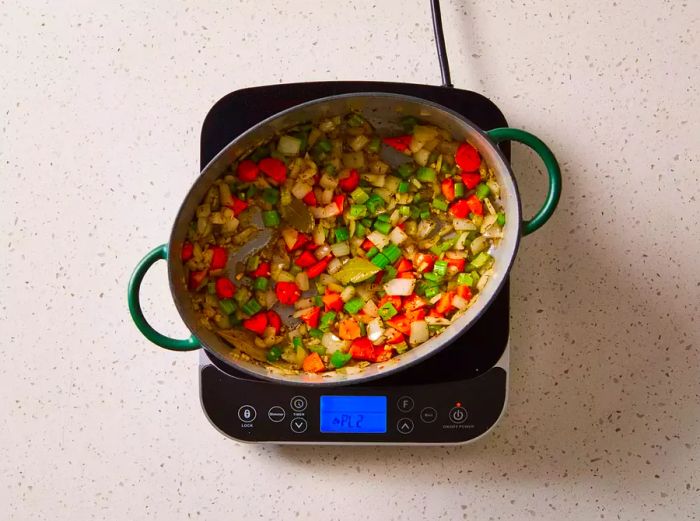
top-left (386, 314), bottom-right (411, 336)
top-left (378, 295), bottom-right (402, 312)
top-left (286, 233), bottom-right (311, 252)
top-left (413, 253), bottom-right (436, 273)
top-left (299, 306), bottom-right (321, 328)
top-left (210, 247), bottom-right (227, 269)
top-left (398, 272), bottom-right (415, 279)
top-left (322, 288), bottom-right (343, 312)
top-left (435, 291), bottom-right (455, 315)
top-left (403, 294), bottom-right (427, 313)
top-left (338, 169), bottom-right (360, 192)
top-left (181, 242), bottom-right (194, 262)
top-left (349, 337), bottom-right (376, 361)
top-left (374, 345), bottom-right (394, 362)
top-left (461, 172), bottom-right (481, 190)
top-left (228, 196), bottom-right (248, 216)
top-left (385, 328), bottom-right (404, 345)
top-left (446, 258), bottom-right (466, 271)
top-left (302, 190), bottom-right (317, 206)
top-left (266, 310), bottom-right (282, 335)
top-left (188, 270), bottom-right (207, 291)
top-left (383, 135), bottom-right (412, 152)
top-left (215, 277), bottom-right (236, 299)
top-left (243, 312), bottom-right (268, 336)
top-left (252, 261), bottom-right (271, 278)
top-left (275, 281), bottom-right (301, 305)
top-left (302, 352), bottom-right (325, 373)
top-left (396, 257), bottom-right (413, 273)
top-left (448, 199), bottom-right (470, 219)
top-left (455, 142), bottom-right (481, 172)
top-left (456, 285), bottom-right (472, 300)
top-left (305, 255), bottom-right (332, 279)
top-left (361, 239), bottom-right (374, 251)
top-left (258, 157), bottom-right (287, 185)
top-left (295, 250), bottom-right (317, 268)
top-left (236, 159), bottom-right (259, 182)
top-left (373, 270), bottom-right (384, 285)
top-left (441, 178), bottom-right (455, 201)
top-left (465, 194), bottom-right (484, 216)
top-left (333, 194), bottom-right (345, 213)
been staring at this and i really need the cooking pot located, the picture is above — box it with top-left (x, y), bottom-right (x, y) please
top-left (127, 93), bottom-right (561, 386)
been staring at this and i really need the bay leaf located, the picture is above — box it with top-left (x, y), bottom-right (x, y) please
top-left (280, 197), bottom-right (314, 233)
top-left (217, 328), bottom-right (268, 362)
top-left (333, 258), bottom-right (381, 285)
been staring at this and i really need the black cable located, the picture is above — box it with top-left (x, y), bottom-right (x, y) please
top-left (430, 0), bottom-right (453, 88)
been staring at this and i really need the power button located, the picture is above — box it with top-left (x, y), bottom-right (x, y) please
top-left (448, 406), bottom-right (468, 424)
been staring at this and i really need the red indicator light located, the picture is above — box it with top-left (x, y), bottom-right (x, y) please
top-left (456, 402), bottom-right (462, 407)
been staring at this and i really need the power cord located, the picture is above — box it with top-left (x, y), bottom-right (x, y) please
top-left (430, 0), bottom-right (453, 88)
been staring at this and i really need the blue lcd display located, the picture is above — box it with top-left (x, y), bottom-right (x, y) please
top-left (320, 395), bottom-right (387, 434)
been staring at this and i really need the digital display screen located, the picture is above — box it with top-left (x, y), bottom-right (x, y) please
top-left (320, 395), bottom-right (387, 434)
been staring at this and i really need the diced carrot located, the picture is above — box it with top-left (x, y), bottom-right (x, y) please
top-left (403, 294), bottom-right (427, 313)
top-left (386, 314), bottom-right (411, 336)
top-left (385, 328), bottom-right (404, 344)
top-left (446, 258), bottom-right (466, 271)
top-left (378, 295), bottom-right (402, 312)
top-left (302, 352), bottom-right (325, 373)
top-left (457, 285), bottom-right (472, 300)
top-left (435, 291), bottom-right (455, 315)
top-left (322, 289), bottom-right (343, 312)
top-left (338, 318), bottom-right (361, 340)
top-left (300, 306), bottom-right (321, 328)
top-left (396, 257), bottom-right (413, 273)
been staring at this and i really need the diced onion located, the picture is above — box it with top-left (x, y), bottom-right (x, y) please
top-left (417, 219), bottom-right (436, 239)
top-left (327, 258), bottom-right (342, 274)
top-left (429, 293), bottom-right (443, 305)
top-left (319, 274), bottom-right (338, 286)
top-left (384, 278), bottom-right (415, 296)
top-left (340, 286), bottom-right (355, 302)
top-left (470, 236), bottom-right (488, 255)
top-left (281, 228), bottom-right (299, 250)
top-left (409, 320), bottom-right (429, 346)
top-left (414, 148), bottom-right (430, 166)
top-left (292, 181), bottom-right (313, 199)
top-left (276, 271), bottom-right (296, 283)
top-left (330, 241), bottom-right (350, 257)
top-left (295, 271), bottom-right (310, 291)
top-left (367, 318), bottom-right (385, 345)
top-left (320, 188), bottom-right (334, 205)
top-left (294, 298), bottom-right (314, 310)
top-left (311, 204), bottom-right (341, 219)
top-left (320, 173), bottom-right (338, 190)
top-left (313, 225), bottom-right (326, 245)
top-left (342, 152), bottom-right (365, 169)
top-left (362, 299), bottom-right (378, 317)
top-left (389, 226), bottom-right (408, 245)
top-left (322, 332), bottom-right (348, 354)
top-left (452, 295), bottom-right (469, 310)
top-left (476, 273), bottom-right (490, 292)
top-left (425, 316), bottom-right (450, 326)
top-left (453, 218), bottom-right (477, 231)
top-left (349, 134), bottom-right (369, 151)
top-left (315, 244), bottom-right (331, 259)
top-left (278, 135), bottom-right (302, 155)
top-left (367, 231), bottom-right (390, 249)
top-left (265, 290), bottom-right (278, 308)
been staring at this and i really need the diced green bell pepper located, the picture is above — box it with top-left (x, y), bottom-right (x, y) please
top-left (330, 351), bottom-right (352, 368)
top-left (343, 297), bottom-right (364, 314)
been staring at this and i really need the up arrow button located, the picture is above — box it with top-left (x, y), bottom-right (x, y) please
top-left (396, 418), bottom-right (414, 434)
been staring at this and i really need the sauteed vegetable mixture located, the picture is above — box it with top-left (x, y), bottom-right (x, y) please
top-left (183, 113), bottom-right (505, 374)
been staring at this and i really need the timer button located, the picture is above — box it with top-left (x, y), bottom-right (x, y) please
top-left (396, 396), bottom-right (414, 413)
top-left (420, 407), bottom-right (438, 423)
top-left (268, 406), bottom-right (286, 423)
top-left (290, 417), bottom-right (308, 434)
top-left (449, 406), bottom-right (468, 424)
top-left (396, 418), bottom-right (414, 434)
top-left (238, 405), bottom-right (257, 423)
top-left (290, 395), bottom-right (308, 412)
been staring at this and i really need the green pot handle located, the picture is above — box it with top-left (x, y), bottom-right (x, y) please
top-left (127, 244), bottom-right (201, 351)
top-left (487, 127), bottom-right (562, 235)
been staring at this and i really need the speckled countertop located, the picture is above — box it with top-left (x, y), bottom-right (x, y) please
top-left (1, 0), bottom-right (698, 519)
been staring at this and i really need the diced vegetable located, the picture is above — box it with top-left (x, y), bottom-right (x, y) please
top-left (384, 277), bottom-right (415, 296)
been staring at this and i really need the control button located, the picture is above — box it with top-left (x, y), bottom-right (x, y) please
top-left (290, 417), bottom-right (308, 433)
top-left (397, 396), bottom-right (414, 413)
top-left (420, 407), bottom-right (438, 423)
top-left (268, 406), bottom-right (286, 423)
top-left (396, 418), bottom-right (414, 434)
top-left (290, 395), bottom-right (308, 412)
top-left (449, 406), bottom-right (468, 424)
top-left (238, 405), bottom-right (257, 423)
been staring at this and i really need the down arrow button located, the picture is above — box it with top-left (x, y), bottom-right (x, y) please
top-left (290, 417), bottom-right (308, 434)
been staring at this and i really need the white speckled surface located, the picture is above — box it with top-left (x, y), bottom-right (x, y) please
top-left (1, 0), bottom-right (699, 519)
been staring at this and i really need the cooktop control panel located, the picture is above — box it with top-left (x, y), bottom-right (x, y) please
top-left (200, 363), bottom-right (507, 444)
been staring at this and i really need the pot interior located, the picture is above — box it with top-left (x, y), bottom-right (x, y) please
top-left (169, 93), bottom-right (521, 386)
